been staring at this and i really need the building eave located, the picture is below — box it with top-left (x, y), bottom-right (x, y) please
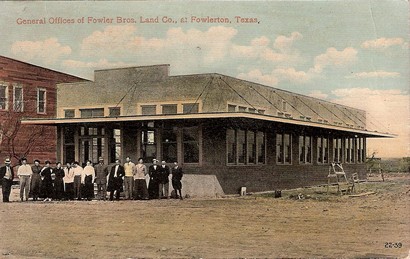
top-left (21, 112), bottom-right (396, 138)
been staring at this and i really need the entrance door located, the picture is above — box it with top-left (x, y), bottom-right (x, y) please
top-left (80, 137), bottom-right (105, 164)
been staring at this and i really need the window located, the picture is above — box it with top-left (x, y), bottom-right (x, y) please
top-left (63, 127), bottom-right (75, 163)
top-left (141, 126), bottom-right (156, 162)
top-left (141, 105), bottom-right (156, 115)
top-left (227, 129), bottom-right (236, 164)
top-left (64, 109), bottom-right (75, 118)
top-left (228, 104), bottom-right (236, 112)
top-left (227, 129), bottom-right (266, 165)
top-left (80, 108), bottom-right (104, 118)
top-left (162, 104), bottom-right (177, 115)
top-left (247, 131), bottom-right (256, 164)
top-left (183, 103), bottom-right (199, 114)
top-left (111, 129), bottom-right (121, 161)
top-left (257, 132), bottom-right (265, 164)
top-left (299, 135), bottom-right (312, 164)
top-left (345, 138), bottom-right (354, 163)
top-left (282, 100), bottom-right (287, 112)
top-left (317, 137), bottom-right (329, 164)
top-left (162, 127), bottom-right (178, 163)
top-left (248, 108), bottom-right (256, 113)
top-left (183, 126), bottom-right (200, 163)
top-left (356, 138), bottom-right (365, 163)
top-left (333, 138), bottom-right (343, 163)
top-left (238, 106), bottom-right (247, 112)
top-left (37, 88), bottom-right (46, 114)
top-left (237, 130), bottom-right (246, 164)
top-left (0, 84), bottom-right (8, 110)
top-left (277, 133), bottom-right (292, 164)
top-left (109, 107), bottom-right (121, 117)
top-left (13, 85), bottom-right (23, 112)
top-left (258, 109), bottom-right (265, 114)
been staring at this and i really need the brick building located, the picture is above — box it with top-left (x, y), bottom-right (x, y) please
top-left (23, 65), bottom-right (393, 196)
top-left (0, 56), bottom-right (86, 165)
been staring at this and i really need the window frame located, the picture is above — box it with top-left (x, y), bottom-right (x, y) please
top-left (227, 129), bottom-right (266, 166)
top-left (13, 85), bottom-right (24, 112)
top-left (299, 135), bottom-right (312, 164)
top-left (37, 88), bottom-right (47, 114)
top-left (0, 84), bottom-right (8, 110)
top-left (276, 133), bottom-right (292, 165)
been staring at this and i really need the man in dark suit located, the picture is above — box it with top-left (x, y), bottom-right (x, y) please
top-left (0, 158), bottom-right (15, 202)
top-left (159, 160), bottom-right (170, 199)
top-left (107, 159), bottom-right (125, 201)
top-left (148, 159), bottom-right (161, 199)
top-left (171, 161), bottom-right (183, 200)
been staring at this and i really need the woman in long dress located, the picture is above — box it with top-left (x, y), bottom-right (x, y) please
top-left (30, 159), bottom-right (42, 201)
top-left (81, 160), bottom-right (95, 201)
top-left (53, 162), bottom-right (65, 200)
top-left (40, 161), bottom-right (53, 201)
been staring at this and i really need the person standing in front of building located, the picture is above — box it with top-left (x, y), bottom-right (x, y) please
top-left (94, 157), bottom-right (108, 200)
top-left (63, 162), bottom-right (75, 200)
top-left (53, 162), bottom-right (65, 200)
top-left (30, 159), bottom-right (42, 201)
top-left (81, 160), bottom-right (95, 201)
top-left (123, 156), bottom-right (135, 200)
top-left (107, 159), bottom-right (125, 201)
top-left (133, 158), bottom-right (149, 200)
top-left (148, 159), bottom-right (160, 199)
top-left (17, 158), bottom-right (32, 202)
top-left (72, 161), bottom-right (83, 200)
top-left (159, 160), bottom-right (170, 199)
top-left (171, 161), bottom-right (184, 200)
top-left (40, 161), bottom-right (53, 201)
top-left (0, 158), bottom-right (14, 202)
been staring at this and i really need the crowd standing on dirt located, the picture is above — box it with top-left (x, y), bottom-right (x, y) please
top-left (0, 157), bottom-right (184, 203)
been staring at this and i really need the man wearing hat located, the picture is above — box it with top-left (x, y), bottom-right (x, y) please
top-left (17, 157), bottom-right (33, 201)
top-left (158, 160), bottom-right (170, 199)
top-left (94, 157), bottom-right (109, 200)
top-left (0, 158), bottom-right (15, 202)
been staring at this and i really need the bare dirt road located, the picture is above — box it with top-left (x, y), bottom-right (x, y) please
top-left (0, 175), bottom-right (409, 258)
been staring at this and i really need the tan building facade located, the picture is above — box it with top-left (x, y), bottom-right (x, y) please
top-left (24, 65), bottom-right (392, 195)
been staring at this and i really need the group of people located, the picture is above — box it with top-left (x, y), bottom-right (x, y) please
top-left (0, 156), bottom-right (184, 203)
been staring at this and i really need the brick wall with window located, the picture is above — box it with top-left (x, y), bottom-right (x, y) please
top-left (0, 56), bottom-right (86, 164)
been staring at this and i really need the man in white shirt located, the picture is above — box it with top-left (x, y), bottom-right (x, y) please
top-left (17, 157), bottom-right (33, 201)
top-left (72, 161), bottom-right (83, 200)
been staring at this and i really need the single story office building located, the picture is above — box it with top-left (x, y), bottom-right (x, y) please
top-left (23, 65), bottom-right (393, 195)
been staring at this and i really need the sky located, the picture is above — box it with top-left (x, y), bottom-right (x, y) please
top-left (0, 1), bottom-right (408, 158)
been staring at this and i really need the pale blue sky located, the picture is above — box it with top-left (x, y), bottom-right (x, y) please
top-left (1, 1), bottom-right (408, 157)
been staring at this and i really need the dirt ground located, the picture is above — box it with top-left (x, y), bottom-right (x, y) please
top-left (0, 174), bottom-right (409, 258)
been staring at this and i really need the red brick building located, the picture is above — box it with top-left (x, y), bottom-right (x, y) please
top-left (0, 56), bottom-right (86, 165)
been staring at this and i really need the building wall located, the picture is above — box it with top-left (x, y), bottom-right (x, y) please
top-left (0, 56), bottom-right (85, 164)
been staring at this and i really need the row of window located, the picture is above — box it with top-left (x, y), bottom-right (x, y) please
top-left (227, 129), bottom-right (266, 165)
top-left (227, 104), bottom-right (265, 114)
top-left (226, 130), bottom-right (365, 166)
top-left (63, 124), bottom-right (201, 165)
top-left (0, 84), bottom-right (46, 113)
top-left (64, 103), bottom-right (200, 118)
top-left (275, 133), bottom-right (365, 165)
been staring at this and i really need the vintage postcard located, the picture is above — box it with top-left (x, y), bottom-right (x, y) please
top-left (0, 1), bottom-right (408, 258)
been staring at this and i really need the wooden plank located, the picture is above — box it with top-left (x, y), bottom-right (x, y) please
top-left (348, 192), bottom-right (376, 197)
